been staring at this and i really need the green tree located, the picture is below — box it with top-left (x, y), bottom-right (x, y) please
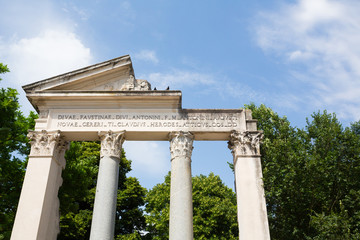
top-left (247, 104), bottom-right (360, 239)
top-left (0, 63), bottom-right (37, 239)
top-left (145, 173), bottom-right (238, 240)
top-left (304, 112), bottom-right (360, 239)
top-left (58, 142), bottom-right (147, 239)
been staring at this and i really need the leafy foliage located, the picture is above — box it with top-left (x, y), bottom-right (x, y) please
top-left (145, 173), bottom-right (238, 240)
top-left (192, 174), bottom-right (238, 240)
top-left (0, 64), bottom-right (37, 239)
top-left (247, 103), bottom-right (360, 239)
top-left (58, 142), bottom-right (147, 239)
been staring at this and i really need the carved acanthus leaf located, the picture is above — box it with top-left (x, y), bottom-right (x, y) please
top-left (27, 130), bottom-right (68, 162)
top-left (99, 130), bottom-right (125, 158)
top-left (228, 130), bottom-right (263, 156)
top-left (169, 131), bottom-right (194, 160)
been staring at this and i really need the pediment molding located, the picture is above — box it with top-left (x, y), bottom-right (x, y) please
top-left (23, 55), bottom-right (141, 93)
top-left (22, 55), bottom-right (160, 112)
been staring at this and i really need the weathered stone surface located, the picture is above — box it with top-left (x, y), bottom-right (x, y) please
top-left (99, 130), bottom-right (126, 158)
top-left (23, 55), bottom-right (134, 93)
top-left (27, 130), bottom-right (68, 167)
top-left (169, 131), bottom-right (194, 159)
top-left (43, 109), bottom-right (246, 141)
top-left (169, 131), bottom-right (194, 240)
top-left (229, 131), bottom-right (270, 240)
top-left (120, 75), bottom-right (151, 91)
top-left (11, 130), bottom-right (69, 240)
top-left (228, 130), bottom-right (263, 157)
top-left (90, 131), bottom-right (125, 240)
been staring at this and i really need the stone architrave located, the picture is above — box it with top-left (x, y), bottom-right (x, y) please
top-left (11, 130), bottom-right (68, 240)
top-left (169, 131), bottom-right (194, 240)
top-left (90, 130), bottom-right (125, 240)
top-left (228, 130), bottom-right (270, 240)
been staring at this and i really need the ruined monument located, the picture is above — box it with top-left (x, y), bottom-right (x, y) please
top-left (11, 55), bottom-right (270, 240)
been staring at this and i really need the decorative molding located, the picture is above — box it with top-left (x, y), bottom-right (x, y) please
top-left (169, 131), bottom-right (194, 160)
top-left (228, 130), bottom-right (263, 157)
top-left (27, 130), bottom-right (69, 165)
top-left (98, 130), bottom-right (125, 158)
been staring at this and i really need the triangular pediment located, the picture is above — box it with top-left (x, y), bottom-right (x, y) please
top-left (23, 55), bottom-right (151, 93)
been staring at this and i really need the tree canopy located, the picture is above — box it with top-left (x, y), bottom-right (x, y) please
top-left (58, 141), bottom-right (147, 239)
top-left (247, 103), bottom-right (360, 239)
top-left (145, 172), bottom-right (238, 240)
top-left (0, 64), bottom-right (37, 240)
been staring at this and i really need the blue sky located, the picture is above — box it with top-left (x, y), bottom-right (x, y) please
top-left (1, 0), bottom-right (360, 190)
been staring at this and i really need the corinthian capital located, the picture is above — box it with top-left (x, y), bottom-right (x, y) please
top-left (228, 130), bottom-right (263, 157)
top-left (99, 130), bottom-right (125, 159)
top-left (169, 131), bottom-right (194, 160)
top-left (27, 130), bottom-right (68, 160)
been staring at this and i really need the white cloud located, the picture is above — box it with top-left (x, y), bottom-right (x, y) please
top-left (120, 1), bottom-right (132, 11)
top-left (254, 0), bottom-right (360, 120)
top-left (134, 50), bottom-right (159, 64)
top-left (1, 29), bottom-right (92, 115)
top-left (0, 1), bottom-right (93, 114)
top-left (0, 0), bottom-right (75, 38)
top-left (145, 69), bottom-right (215, 89)
top-left (62, 2), bottom-right (89, 21)
top-left (288, 50), bottom-right (314, 61)
top-left (221, 81), bottom-right (265, 103)
top-left (3, 29), bottom-right (92, 86)
top-left (123, 141), bottom-right (170, 188)
top-left (294, 0), bottom-right (344, 31)
top-left (141, 68), bottom-right (262, 104)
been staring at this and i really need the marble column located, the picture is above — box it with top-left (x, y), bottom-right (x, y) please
top-left (11, 130), bottom-right (69, 240)
top-left (169, 131), bottom-right (194, 240)
top-left (228, 130), bottom-right (270, 240)
top-left (90, 130), bottom-right (125, 240)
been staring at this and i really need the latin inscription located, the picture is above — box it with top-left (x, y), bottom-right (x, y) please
top-left (54, 113), bottom-right (240, 130)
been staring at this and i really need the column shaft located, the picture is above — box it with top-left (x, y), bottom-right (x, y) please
top-left (169, 131), bottom-right (194, 240)
top-left (11, 130), bottom-right (68, 240)
top-left (228, 131), bottom-right (270, 240)
top-left (90, 131), bottom-right (125, 240)
top-left (90, 156), bottom-right (120, 239)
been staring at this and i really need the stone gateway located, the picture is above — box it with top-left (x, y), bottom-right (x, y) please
top-left (11, 55), bottom-right (270, 240)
